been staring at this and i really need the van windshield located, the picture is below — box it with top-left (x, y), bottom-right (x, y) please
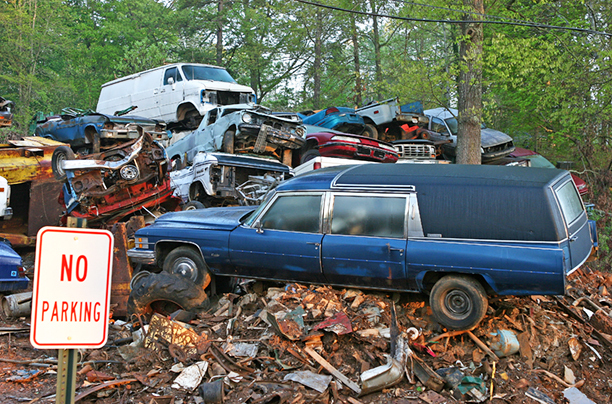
top-left (181, 65), bottom-right (237, 84)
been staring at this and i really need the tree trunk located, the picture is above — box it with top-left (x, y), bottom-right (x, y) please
top-left (369, 0), bottom-right (382, 100)
top-left (312, 10), bottom-right (323, 109)
top-left (351, 14), bottom-right (362, 107)
top-left (216, 0), bottom-right (224, 66)
top-left (456, 0), bottom-right (483, 165)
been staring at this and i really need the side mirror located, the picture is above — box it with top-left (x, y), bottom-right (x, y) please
top-left (168, 77), bottom-right (175, 85)
top-left (254, 220), bottom-right (264, 234)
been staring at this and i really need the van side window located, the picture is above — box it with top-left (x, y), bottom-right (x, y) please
top-left (163, 67), bottom-right (183, 85)
top-left (260, 195), bottom-right (322, 233)
top-left (331, 195), bottom-right (406, 238)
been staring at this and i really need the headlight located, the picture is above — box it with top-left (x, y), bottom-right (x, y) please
top-left (331, 135), bottom-right (361, 143)
top-left (136, 237), bottom-right (148, 249)
top-left (242, 113), bottom-right (253, 123)
top-left (296, 127), bottom-right (305, 137)
top-left (120, 164), bottom-right (140, 181)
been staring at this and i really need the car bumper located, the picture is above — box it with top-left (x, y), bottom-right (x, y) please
top-left (482, 145), bottom-right (515, 162)
top-left (319, 142), bottom-right (398, 163)
top-left (101, 129), bottom-right (168, 141)
top-left (0, 277), bottom-right (29, 292)
top-left (127, 249), bottom-right (156, 265)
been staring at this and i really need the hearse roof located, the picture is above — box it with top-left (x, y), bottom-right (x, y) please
top-left (278, 163), bottom-right (568, 193)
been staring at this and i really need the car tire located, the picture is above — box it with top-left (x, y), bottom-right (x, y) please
top-left (51, 146), bottom-right (76, 181)
top-left (222, 130), bottom-right (235, 154)
top-left (362, 124), bottom-right (378, 139)
top-left (430, 275), bottom-right (488, 330)
top-left (183, 200), bottom-right (206, 210)
top-left (127, 271), bottom-right (210, 317)
top-left (163, 246), bottom-right (211, 287)
top-left (300, 148), bottom-right (321, 164)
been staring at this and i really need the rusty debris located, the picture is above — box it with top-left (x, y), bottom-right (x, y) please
top-left (2, 265), bottom-right (612, 403)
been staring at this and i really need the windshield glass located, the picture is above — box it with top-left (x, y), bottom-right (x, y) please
top-left (527, 154), bottom-right (556, 168)
top-left (181, 65), bottom-right (237, 84)
top-left (243, 190), bottom-right (276, 226)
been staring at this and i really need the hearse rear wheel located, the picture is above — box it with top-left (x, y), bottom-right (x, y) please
top-left (430, 275), bottom-right (487, 330)
top-left (163, 246), bottom-right (211, 287)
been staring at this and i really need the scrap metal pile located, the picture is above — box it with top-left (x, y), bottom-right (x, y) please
top-left (2, 264), bottom-right (611, 404)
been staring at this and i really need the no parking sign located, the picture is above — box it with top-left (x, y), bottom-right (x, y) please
top-left (30, 227), bottom-right (114, 349)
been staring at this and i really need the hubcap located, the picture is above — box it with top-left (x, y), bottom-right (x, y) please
top-left (444, 290), bottom-right (471, 320)
top-left (172, 257), bottom-right (198, 282)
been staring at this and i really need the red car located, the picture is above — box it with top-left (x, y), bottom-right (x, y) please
top-left (300, 126), bottom-right (399, 165)
top-left (509, 148), bottom-right (588, 196)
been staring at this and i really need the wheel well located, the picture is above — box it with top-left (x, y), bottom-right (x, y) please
top-left (305, 138), bottom-right (319, 149)
top-left (421, 272), bottom-right (493, 295)
top-left (177, 103), bottom-right (198, 121)
top-left (84, 126), bottom-right (99, 144)
top-left (155, 242), bottom-right (205, 269)
top-left (189, 181), bottom-right (207, 201)
top-left (362, 117), bottom-right (375, 125)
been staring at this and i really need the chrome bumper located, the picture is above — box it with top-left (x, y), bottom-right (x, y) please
top-left (127, 249), bottom-right (155, 265)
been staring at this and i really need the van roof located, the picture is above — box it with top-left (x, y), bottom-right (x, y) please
top-left (277, 163), bottom-right (568, 193)
top-left (100, 63), bottom-right (227, 87)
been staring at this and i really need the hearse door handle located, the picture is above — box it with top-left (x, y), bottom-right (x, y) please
top-left (570, 235), bottom-right (578, 242)
top-left (306, 242), bottom-right (320, 249)
top-left (387, 244), bottom-right (404, 254)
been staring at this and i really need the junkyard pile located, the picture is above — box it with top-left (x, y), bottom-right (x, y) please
top-left (1, 261), bottom-right (611, 404)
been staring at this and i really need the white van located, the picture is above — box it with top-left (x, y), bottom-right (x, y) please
top-left (96, 63), bottom-right (256, 129)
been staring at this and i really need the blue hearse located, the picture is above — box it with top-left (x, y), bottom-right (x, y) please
top-left (128, 164), bottom-right (597, 329)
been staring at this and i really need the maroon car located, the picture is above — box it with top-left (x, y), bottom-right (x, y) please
top-left (300, 126), bottom-right (399, 165)
top-left (509, 148), bottom-right (588, 196)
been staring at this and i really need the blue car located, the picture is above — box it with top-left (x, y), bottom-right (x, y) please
top-left (34, 107), bottom-right (167, 154)
top-left (0, 238), bottom-right (28, 293)
top-left (300, 107), bottom-right (365, 135)
top-left (127, 164), bottom-right (596, 330)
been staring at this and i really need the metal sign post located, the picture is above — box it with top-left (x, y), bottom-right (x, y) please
top-left (30, 224), bottom-right (113, 404)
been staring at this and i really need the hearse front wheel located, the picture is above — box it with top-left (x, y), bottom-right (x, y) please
top-left (430, 275), bottom-right (488, 330)
top-left (127, 271), bottom-right (210, 317)
top-left (163, 246), bottom-right (211, 287)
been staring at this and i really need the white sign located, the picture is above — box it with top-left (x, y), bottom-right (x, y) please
top-left (30, 227), bottom-right (114, 349)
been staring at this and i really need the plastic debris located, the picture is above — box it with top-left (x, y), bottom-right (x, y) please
top-left (284, 370), bottom-right (333, 393)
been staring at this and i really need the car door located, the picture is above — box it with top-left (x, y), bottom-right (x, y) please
top-left (321, 193), bottom-right (408, 290)
top-left (553, 178), bottom-right (594, 272)
top-left (228, 192), bottom-right (326, 283)
top-left (159, 66), bottom-right (185, 122)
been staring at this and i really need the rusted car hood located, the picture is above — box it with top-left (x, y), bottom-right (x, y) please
top-left (154, 206), bottom-right (257, 231)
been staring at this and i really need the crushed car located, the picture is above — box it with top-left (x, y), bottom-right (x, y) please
top-left (509, 147), bottom-right (589, 196)
top-left (170, 152), bottom-right (292, 208)
top-left (300, 125), bottom-right (398, 164)
top-left (300, 107), bottom-right (365, 135)
top-left (424, 107), bottom-right (515, 162)
top-left (56, 130), bottom-right (180, 225)
top-left (355, 98), bottom-right (430, 140)
top-left (0, 96), bottom-right (15, 127)
top-left (165, 103), bottom-right (305, 167)
top-left (127, 164), bottom-right (596, 330)
top-left (34, 107), bottom-right (167, 154)
top-left (0, 238), bottom-right (28, 293)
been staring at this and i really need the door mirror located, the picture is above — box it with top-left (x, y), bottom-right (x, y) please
top-left (168, 77), bottom-right (175, 85)
top-left (254, 220), bottom-right (264, 234)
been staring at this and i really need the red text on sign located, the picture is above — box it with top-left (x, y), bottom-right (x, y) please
top-left (61, 254), bottom-right (88, 282)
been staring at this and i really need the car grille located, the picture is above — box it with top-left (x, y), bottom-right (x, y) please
top-left (395, 144), bottom-right (436, 159)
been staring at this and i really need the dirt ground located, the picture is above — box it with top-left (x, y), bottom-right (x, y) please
top-left (1, 251), bottom-right (611, 404)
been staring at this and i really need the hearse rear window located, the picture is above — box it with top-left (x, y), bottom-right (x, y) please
top-left (331, 195), bottom-right (405, 238)
top-left (556, 180), bottom-right (584, 225)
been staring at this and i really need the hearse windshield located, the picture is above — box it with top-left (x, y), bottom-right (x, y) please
top-left (181, 65), bottom-right (237, 84)
top-left (556, 180), bottom-right (584, 225)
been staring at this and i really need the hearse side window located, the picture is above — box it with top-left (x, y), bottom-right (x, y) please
top-left (556, 180), bottom-right (584, 225)
top-left (260, 195), bottom-right (322, 233)
top-left (331, 195), bottom-right (406, 238)
top-left (163, 67), bottom-right (183, 85)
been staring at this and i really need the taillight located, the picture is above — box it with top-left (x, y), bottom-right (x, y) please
top-left (314, 162), bottom-right (322, 170)
top-left (17, 266), bottom-right (26, 277)
top-left (325, 107), bottom-right (339, 115)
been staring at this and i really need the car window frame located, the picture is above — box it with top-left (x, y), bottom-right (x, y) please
top-left (325, 192), bottom-right (411, 239)
top-left (247, 191), bottom-right (326, 234)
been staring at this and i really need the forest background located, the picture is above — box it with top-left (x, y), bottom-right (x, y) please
top-left (1, 0), bottom-right (612, 269)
